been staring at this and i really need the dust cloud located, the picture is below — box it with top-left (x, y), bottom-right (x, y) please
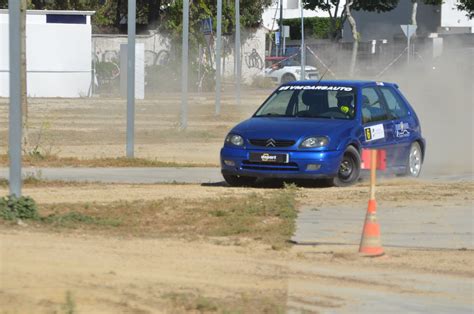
top-left (379, 41), bottom-right (473, 176)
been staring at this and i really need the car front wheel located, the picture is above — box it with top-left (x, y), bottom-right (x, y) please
top-left (331, 146), bottom-right (361, 187)
top-left (223, 175), bottom-right (257, 187)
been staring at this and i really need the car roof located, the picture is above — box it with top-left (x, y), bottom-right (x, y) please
top-left (284, 80), bottom-right (398, 88)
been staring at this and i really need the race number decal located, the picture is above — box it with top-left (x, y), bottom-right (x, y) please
top-left (364, 124), bottom-right (385, 142)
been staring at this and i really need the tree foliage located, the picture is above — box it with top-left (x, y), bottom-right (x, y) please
top-left (0, 0), bottom-right (271, 33)
top-left (302, 0), bottom-right (399, 40)
top-left (457, 0), bottom-right (474, 19)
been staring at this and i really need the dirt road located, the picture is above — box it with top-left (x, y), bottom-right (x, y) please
top-left (1, 180), bottom-right (473, 313)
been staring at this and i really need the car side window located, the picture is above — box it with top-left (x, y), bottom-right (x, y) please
top-left (361, 87), bottom-right (388, 124)
top-left (380, 87), bottom-right (409, 119)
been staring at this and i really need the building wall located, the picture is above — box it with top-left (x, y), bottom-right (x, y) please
top-left (93, 27), bottom-right (266, 85)
top-left (0, 10), bottom-right (93, 98)
top-left (262, 0), bottom-right (341, 31)
top-left (440, 0), bottom-right (474, 32)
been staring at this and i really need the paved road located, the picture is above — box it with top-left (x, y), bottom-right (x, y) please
top-left (292, 204), bottom-right (473, 250)
top-left (0, 167), bottom-right (223, 184)
top-left (0, 167), bottom-right (471, 184)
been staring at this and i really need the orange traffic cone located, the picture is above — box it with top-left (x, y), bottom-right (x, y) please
top-left (359, 199), bottom-right (384, 256)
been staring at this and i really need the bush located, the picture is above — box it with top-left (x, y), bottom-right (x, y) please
top-left (0, 195), bottom-right (39, 221)
top-left (281, 17), bottom-right (341, 40)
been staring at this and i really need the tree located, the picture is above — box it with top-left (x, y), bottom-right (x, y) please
top-left (303, 0), bottom-right (399, 40)
top-left (410, 0), bottom-right (442, 26)
top-left (303, 0), bottom-right (398, 77)
top-left (457, 0), bottom-right (474, 19)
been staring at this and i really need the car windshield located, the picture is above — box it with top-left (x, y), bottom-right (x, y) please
top-left (254, 86), bottom-right (357, 120)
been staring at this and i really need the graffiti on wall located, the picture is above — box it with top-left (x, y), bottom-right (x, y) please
top-left (244, 48), bottom-right (264, 70)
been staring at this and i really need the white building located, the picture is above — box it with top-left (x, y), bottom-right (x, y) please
top-left (440, 0), bottom-right (474, 33)
top-left (0, 10), bottom-right (94, 98)
top-left (262, 0), bottom-right (346, 31)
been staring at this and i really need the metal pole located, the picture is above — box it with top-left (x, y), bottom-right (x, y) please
top-left (215, 0), bottom-right (222, 116)
top-left (300, 0), bottom-right (305, 80)
top-left (181, 0), bottom-right (189, 128)
top-left (406, 25), bottom-right (410, 65)
top-left (279, 0), bottom-right (283, 56)
top-left (235, 0), bottom-right (241, 106)
top-left (126, 0), bottom-right (136, 158)
top-left (9, 0), bottom-right (22, 197)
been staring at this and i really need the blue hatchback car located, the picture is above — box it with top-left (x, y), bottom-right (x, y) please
top-left (220, 80), bottom-right (426, 187)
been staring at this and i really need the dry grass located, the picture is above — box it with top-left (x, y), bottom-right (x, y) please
top-left (0, 154), bottom-right (216, 168)
top-left (2, 185), bottom-right (299, 248)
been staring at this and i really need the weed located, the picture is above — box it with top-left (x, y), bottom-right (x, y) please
top-left (195, 296), bottom-right (218, 312)
top-left (42, 211), bottom-right (121, 228)
top-left (0, 195), bottom-right (39, 221)
top-left (62, 291), bottom-right (76, 314)
top-left (23, 170), bottom-right (43, 184)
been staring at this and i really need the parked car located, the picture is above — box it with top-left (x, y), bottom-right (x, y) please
top-left (265, 56), bottom-right (320, 83)
top-left (220, 80), bottom-right (425, 187)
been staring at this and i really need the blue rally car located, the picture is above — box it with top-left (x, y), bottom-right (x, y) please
top-left (220, 80), bottom-right (426, 187)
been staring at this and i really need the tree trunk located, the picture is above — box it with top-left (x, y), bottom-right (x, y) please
top-left (346, 0), bottom-right (358, 77)
top-left (20, 0), bottom-right (29, 152)
top-left (411, 0), bottom-right (418, 25)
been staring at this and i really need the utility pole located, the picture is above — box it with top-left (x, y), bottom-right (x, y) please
top-left (279, 0), bottom-right (284, 56)
top-left (9, 0), bottom-right (22, 196)
top-left (300, 0), bottom-right (305, 80)
top-left (235, 0), bottom-right (241, 106)
top-left (181, 0), bottom-right (189, 128)
top-left (20, 0), bottom-right (28, 152)
top-left (126, 0), bottom-right (136, 158)
top-left (215, 0), bottom-right (222, 116)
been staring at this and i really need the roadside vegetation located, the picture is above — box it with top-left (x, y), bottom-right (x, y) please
top-left (0, 184), bottom-right (299, 248)
top-left (0, 154), bottom-right (217, 168)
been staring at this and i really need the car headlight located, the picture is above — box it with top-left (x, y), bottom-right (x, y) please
top-left (300, 136), bottom-right (329, 148)
top-left (225, 134), bottom-right (244, 147)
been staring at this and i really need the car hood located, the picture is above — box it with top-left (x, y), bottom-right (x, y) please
top-left (231, 117), bottom-right (356, 149)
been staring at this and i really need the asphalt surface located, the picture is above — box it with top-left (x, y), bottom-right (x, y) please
top-left (0, 167), bottom-right (223, 184)
top-left (0, 167), bottom-right (471, 184)
top-left (292, 204), bottom-right (473, 250)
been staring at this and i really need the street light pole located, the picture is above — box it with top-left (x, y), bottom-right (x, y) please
top-left (8, 0), bottom-right (22, 197)
top-left (300, 0), bottom-right (305, 80)
top-left (235, 0), bottom-right (241, 106)
top-left (181, 0), bottom-right (189, 129)
top-left (215, 0), bottom-right (222, 116)
top-left (126, 0), bottom-right (136, 158)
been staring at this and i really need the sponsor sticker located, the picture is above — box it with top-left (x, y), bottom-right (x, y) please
top-left (279, 85), bottom-right (353, 92)
top-left (364, 124), bottom-right (385, 142)
top-left (395, 122), bottom-right (410, 138)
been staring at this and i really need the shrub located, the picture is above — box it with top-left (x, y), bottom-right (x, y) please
top-left (0, 195), bottom-right (39, 221)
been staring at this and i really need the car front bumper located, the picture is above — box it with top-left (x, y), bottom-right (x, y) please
top-left (220, 146), bottom-right (344, 179)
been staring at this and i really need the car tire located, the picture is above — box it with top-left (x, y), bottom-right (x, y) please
top-left (281, 74), bottom-right (296, 84)
top-left (223, 175), bottom-right (257, 187)
top-left (405, 142), bottom-right (423, 177)
top-left (331, 146), bottom-right (361, 187)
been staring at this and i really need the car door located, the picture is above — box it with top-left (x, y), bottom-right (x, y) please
top-left (379, 86), bottom-right (416, 169)
top-left (359, 86), bottom-right (393, 159)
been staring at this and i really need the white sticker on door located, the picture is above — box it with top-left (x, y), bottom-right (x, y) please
top-left (364, 124), bottom-right (385, 142)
